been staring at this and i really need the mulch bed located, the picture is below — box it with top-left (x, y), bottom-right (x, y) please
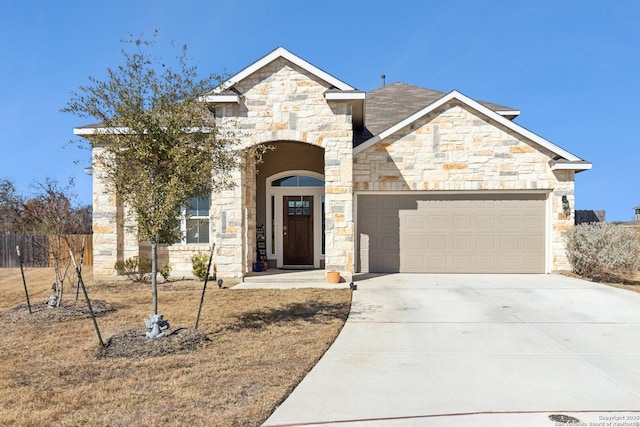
top-left (95, 327), bottom-right (210, 359)
top-left (1, 300), bottom-right (115, 323)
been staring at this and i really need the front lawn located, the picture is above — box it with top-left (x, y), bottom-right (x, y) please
top-left (0, 267), bottom-right (351, 426)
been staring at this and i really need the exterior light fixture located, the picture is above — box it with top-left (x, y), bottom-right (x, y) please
top-left (562, 195), bottom-right (571, 216)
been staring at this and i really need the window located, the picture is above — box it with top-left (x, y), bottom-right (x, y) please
top-left (271, 175), bottom-right (324, 187)
top-left (183, 195), bottom-right (210, 244)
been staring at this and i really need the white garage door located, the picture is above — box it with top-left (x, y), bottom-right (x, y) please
top-left (357, 193), bottom-right (546, 273)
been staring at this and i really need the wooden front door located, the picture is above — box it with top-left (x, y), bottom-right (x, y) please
top-left (283, 195), bottom-right (313, 266)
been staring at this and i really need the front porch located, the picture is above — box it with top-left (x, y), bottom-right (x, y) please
top-left (240, 268), bottom-right (350, 288)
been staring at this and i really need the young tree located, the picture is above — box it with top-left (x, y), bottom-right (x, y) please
top-left (24, 178), bottom-right (85, 306)
top-left (62, 33), bottom-right (239, 316)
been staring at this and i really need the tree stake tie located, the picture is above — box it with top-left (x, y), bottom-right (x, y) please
top-left (69, 247), bottom-right (104, 347)
top-left (195, 244), bottom-right (215, 330)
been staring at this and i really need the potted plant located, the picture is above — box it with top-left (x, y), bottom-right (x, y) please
top-left (327, 270), bottom-right (340, 284)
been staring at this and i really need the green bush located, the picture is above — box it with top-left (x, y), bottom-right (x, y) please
top-left (566, 222), bottom-right (640, 282)
top-left (114, 256), bottom-right (152, 282)
top-left (160, 263), bottom-right (172, 281)
top-left (191, 251), bottom-right (210, 280)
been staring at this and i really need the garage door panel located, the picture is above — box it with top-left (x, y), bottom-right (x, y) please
top-left (501, 215), bottom-right (521, 229)
top-left (405, 235), bottom-right (424, 250)
top-left (428, 235), bottom-right (447, 249)
top-left (453, 236), bottom-right (472, 250)
top-left (452, 256), bottom-right (472, 270)
top-left (500, 236), bottom-right (520, 250)
top-left (405, 255), bottom-right (424, 270)
top-left (380, 215), bottom-right (399, 232)
top-left (525, 215), bottom-right (544, 229)
top-left (453, 216), bottom-right (472, 229)
top-left (426, 255), bottom-right (447, 270)
top-left (477, 236), bottom-right (496, 250)
top-left (382, 236), bottom-right (399, 250)
top-left (358, 194), bottom-right (546, 273)
top-left (477, 216), bottom-right (496, 229)
top-left (476, 256), bottom-right (497, 271)
top-left (428, 215), bottom-right (447, 229)
top-left (525, 236), bottom-right (544, 249)
top-left (404, 215), bottom-right (424, 229)
top-left (524, 256), bottom-right (545, 271)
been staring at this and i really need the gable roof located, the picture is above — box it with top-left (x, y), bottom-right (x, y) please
top-left (363, 83), bottom-right (519, 138)
top-left (354, 89), bottom-right (591, 171)
top-left (353, 82), bottom-right (520, 146)
top-left (202, 47), bottom-right (355, 101)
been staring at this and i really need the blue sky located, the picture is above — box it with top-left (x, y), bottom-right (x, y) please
top-left (1, 1), bottom-right (638, 221)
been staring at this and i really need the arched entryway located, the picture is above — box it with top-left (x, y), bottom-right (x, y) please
top-left (255, 141), bottom-right (325, 269)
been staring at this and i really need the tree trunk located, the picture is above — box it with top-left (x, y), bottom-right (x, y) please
top-left (151, 238), bottom-right (158, 315)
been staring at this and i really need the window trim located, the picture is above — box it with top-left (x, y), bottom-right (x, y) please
top-left (180, 195), bottom-right (211, 245)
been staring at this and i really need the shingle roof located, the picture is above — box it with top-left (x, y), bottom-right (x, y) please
top-left (353, 82), bottom-right (517, 147)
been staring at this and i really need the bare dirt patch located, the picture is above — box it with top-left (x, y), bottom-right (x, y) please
top-left (0, 267), bottom-right (352, 426)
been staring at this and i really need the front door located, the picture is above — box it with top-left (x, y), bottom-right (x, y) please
top-left (283, 195), bottom-right (313, 266)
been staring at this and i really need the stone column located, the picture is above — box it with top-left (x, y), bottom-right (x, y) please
top-left (91, 146), bottom-right (119, 279)
top-left (323, 103), bottom-right (354, 281)
top-left (551, 170), bottom-right (575, 272)
top-left (212, 167), bottom-right (245, 279)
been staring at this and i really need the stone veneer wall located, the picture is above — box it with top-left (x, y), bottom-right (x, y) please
top-left (91, 58), bottom-right (356, 280)
top-left (353, 100), bottom-right (574, 271)
top-left (206, 58), bottom-right (355, 279)
top-left (91, 64), bottom-right (575, 278)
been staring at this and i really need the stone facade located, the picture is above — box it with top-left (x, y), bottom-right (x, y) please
top-left (87, 49), bottom-right (587, 280)
top-left (353, 101), bottom-right (575, 271)
top-left (212, 58), bottom-right (355, 279)
top-left (91, 56), bottom-right (356, 280)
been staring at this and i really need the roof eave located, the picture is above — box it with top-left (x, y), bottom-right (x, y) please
top-left (496, 110), bottom-right (521, 120)
top-left (325, 91), bottom-right (366, 130)
top-left (549, 160), bottom-right (593, 172)
top-left (73, 126), bottom-right (129, 136)
top-left (324, 91), bottom-right (366, 101)
top-left (198, 94), bottom-right (240, 103)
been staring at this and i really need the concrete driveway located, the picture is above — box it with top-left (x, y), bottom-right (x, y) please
top-left (263, 274), bottom-right (640, 426)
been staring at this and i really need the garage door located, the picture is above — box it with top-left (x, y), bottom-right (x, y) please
top-left (357, 193), bottom-right (546, 273)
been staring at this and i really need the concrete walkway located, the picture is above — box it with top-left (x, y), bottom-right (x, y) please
top-left (262, 274), bottom-right (640, 426)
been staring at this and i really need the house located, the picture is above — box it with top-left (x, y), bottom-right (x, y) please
top-left (575, 210), bottom-right (606, 224)
top-left (76, 47), bottom-right (591, 280)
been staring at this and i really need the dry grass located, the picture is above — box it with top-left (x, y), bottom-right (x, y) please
top-left (0, 267), bottom-right (351, 426)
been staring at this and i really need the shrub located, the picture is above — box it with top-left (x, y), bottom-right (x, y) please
top-left (114, 256), bottom-right (152, 282)
top-left (160, 263), bottom-right (172, 281)
top-left (191, 251), bottom-right (210, 280)
top-left (566, 222), bottom-right (640, 282)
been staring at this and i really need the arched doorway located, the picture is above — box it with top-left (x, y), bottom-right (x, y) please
top-left (266, 171), bottom-right (325, 269)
